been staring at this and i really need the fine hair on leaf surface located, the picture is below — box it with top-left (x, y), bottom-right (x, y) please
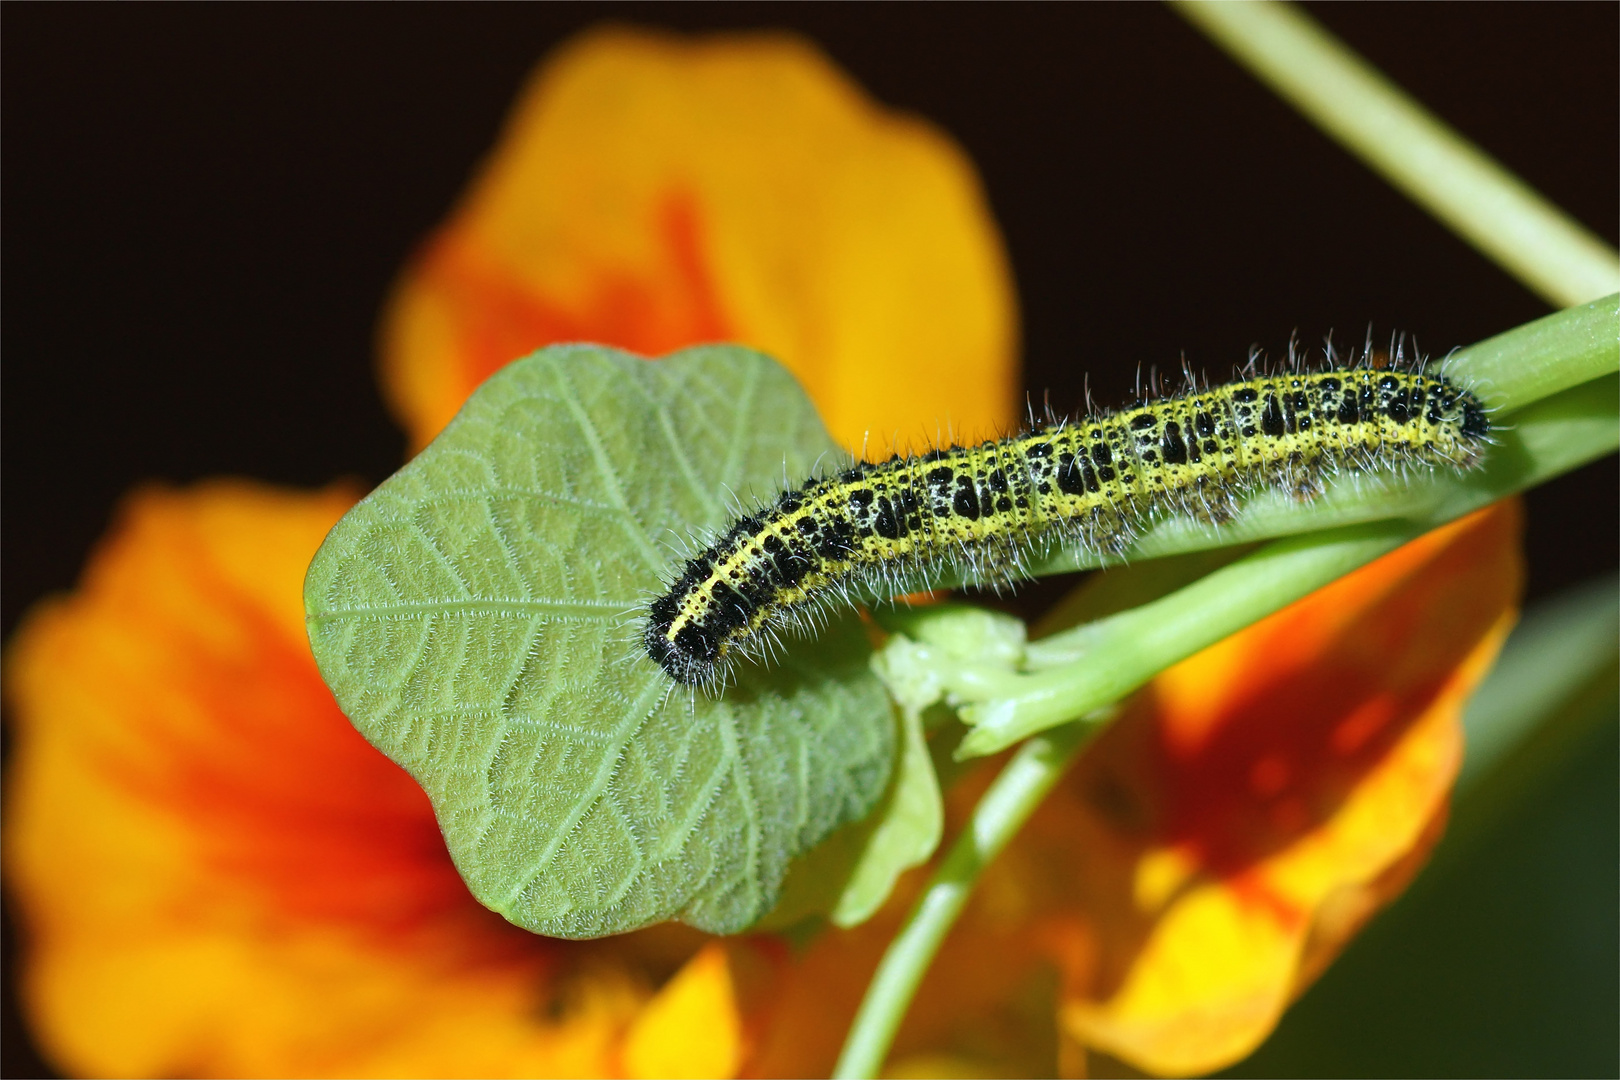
top-left (306, 344), bottom-right (895, 938)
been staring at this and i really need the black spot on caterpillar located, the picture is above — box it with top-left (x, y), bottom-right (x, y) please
top-left (644, 358), bottom-right (1490, 687)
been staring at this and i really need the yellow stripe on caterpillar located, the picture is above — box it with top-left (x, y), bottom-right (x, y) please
top-left (644, 364), bottom-right (1490, 687)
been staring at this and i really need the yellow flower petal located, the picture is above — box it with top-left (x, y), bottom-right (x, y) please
top-left (379, 27), bottom-right (1019, 454)
top-left (622, 942), bottom-right (743, 1079)
top-left (1022, 502), bottom-right (1523, 1075)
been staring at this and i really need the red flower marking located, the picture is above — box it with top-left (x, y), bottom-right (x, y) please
top-left (82, 502), bottom-right (549, 967)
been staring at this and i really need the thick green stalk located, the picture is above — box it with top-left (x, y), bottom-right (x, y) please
top-left (957, 521), bottom-right (1414, 756)
top-left (1445, 293), bottom-right (1620, 411)
top-left (1172, 1), bottom-right (1620, 308)
top-left (847, 377), bottom-right (1618, 1076)
top-left (1018, 298), bottom-right (1618, 581)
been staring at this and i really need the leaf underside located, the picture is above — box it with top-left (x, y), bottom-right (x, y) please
top-left (305, 344), bottom-right (895, 938)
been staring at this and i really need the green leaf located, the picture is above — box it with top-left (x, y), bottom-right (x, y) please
top-left (304, 344), bottom-right (895, 938)
top-left (827, 702), bottom-right (942, 928)
top-left (762, 691), bottom-right (943, 932)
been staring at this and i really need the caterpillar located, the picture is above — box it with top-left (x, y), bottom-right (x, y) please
top-left (644, 357), bottom-right (1490, 687)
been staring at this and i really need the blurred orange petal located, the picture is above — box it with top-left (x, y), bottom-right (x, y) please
top-left (623, 940), bottom-right (777, 1080)
top-left (997, 501), bottom-right (1524, 1076)
top-left (379, 27), bottom-right (1019, 454)
top-left (1, 481), bottom-right (669, 1077)
top-left (623, 944), bottom-right (738, 1079)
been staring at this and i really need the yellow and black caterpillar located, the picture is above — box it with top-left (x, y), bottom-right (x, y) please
top-left (645, 362), bottom-right (1489, 686)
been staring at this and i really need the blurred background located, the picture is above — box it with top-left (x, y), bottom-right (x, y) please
top-left (4, 5), bottom-right (1614, 1076)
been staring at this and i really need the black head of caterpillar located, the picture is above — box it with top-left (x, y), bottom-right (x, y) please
top-left (643, 362), bottom-right (1491, 687)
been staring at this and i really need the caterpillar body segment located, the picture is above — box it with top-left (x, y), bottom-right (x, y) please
top-left (644, 366), bottom-right (1490, 687)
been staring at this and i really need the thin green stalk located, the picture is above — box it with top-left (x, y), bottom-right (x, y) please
top-left (1172, 1), bottom-right (1620, 308)
top-left (1423, 573), bottom-right (1619, 877)
top-left (1455, 572), bottom-right (1619, 793)
top-left (832, 722), bottom-right (1092, 1080)
top-left (845, 350), bottom-right (1617, 1076)
top-left (840, 12), bottom-right (1619, 1068)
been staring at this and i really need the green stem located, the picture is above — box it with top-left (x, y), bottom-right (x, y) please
top-left (848, 324), bottom-right (1617, 1077)
top-left (832, 722), bottom-right (1092, 1080)
top-left (1445, 293), bottom-right (1620, 411)
top-left (841, 14), bottom-right (1620, 1064)
top-left (1172, 0), bottom-right (1620, 308)
top-left (1455, 572), bottom-right (1620, 793)
top-left (846, 390), bottom-right (1620, 1078)
top-left (957, 520), bottom-right (1414, 757)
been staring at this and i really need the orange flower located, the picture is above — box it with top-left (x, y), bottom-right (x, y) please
top-left (1025, 502), bottom-right (1521, 1075)
top-left (6, 482), bottom-right (634, 1076)
top-left (379, 27), bottom-right (1017, 455)
top-left (4, 23), bottom-right (1521, 1080)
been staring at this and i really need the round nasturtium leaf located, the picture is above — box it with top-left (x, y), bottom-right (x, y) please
top-left (305, 344), bottom-right (895, 938)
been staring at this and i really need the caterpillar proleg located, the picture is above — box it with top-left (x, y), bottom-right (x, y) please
top-left (644, 356), bottom-right (1490, 687)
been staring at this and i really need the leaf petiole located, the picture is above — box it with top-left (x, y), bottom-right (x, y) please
top-left (831, 720), bottom-right (1094, 1080)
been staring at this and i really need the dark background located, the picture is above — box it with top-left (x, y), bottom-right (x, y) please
top-left (4, 4), bottom-right (1615, 1077)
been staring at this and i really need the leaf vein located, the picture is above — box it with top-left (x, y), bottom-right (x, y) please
top-left (550, 360), bottom-right (667, 573)
top-left (497, 675), bottom-right (666, 908)
top-left (310, 598), bottom-right (631, 620)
